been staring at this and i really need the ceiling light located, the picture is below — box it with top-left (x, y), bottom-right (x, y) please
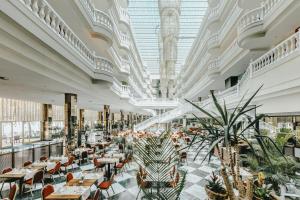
top-left (0, 76), bottom-right (9, 80)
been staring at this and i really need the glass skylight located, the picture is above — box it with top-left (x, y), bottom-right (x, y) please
top-left (128, 0), bottom-right (208, 76)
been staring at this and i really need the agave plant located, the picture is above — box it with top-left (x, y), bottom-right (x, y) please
top-left (134, 132), bottom-right (186, 200)
top-left (185, 86), bottom-right (285, 199)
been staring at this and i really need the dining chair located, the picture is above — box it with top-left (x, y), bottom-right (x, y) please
top-left (62, 156), bottom-right (75, 172)
top-left (180, 152), bottom-right (188, 164)
top-left (165, 172), bottom-right (180, 188)
top-left (93, 158), bottom-right (105, 172)
top-left (40, 156), bottom-right (48, 162)
top-left (41, 184), bottom-right (54, 200)
top-left (0, 168), bottom-right (14, 195)
top-left (136, 172), bottom-right (152, 200)
top-left (115, 160), bottom-right (125, 176)
top-left (80, 151), bottom-right (88, 165)
top-left (47, 162), bottom-right (61, 182)
top-left (3, 184), bottom-right (18, 200)
top-left (23, 161), bottom-right (32, 167)
top-left (66, 172), bottom-right (73, 183)
top-left (98, 173), bottom-right (115, 197)
top-left (23, 170), bottom-right (44, 197)
top-left (87, 189), bottom-right (100, 200)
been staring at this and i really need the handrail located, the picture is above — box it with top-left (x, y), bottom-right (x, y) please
top-left (18, 0), bottom-right (114, 74)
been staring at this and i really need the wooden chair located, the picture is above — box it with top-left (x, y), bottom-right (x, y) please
top-left (40, 156), bottom-right (48, 162)
top-left (23, 161), bottom-right (32, 167)
top-left (62, 156), bottom-right (75, 172)
top-left (80, 151), bottom-right (88, 165)
top-left (41, 184), bottom-right (54, 200)
top-left (165, 172), bottom-right (180, 188)
top-left (115, 160), bottom-right (125, 176)
top-left (98, 173), bottom-right (115, 197)
top-left (3, 184), bottom-right (18, 200)
top-left (47, 162), bottom-right (61, 182)
top-left (180, 152), bottom-right (188, 164)
top-left (93, 158), bottom-right (105, 172)
top-left (0, 168), bottom-right (14, 194)
top-left (136, 172), bottom-right (152, 200)
top-left (23, 170), bottom-right (44, 197)
top-left (66, 172), bottom-right (73, 183)
top-left (87, 189), bottom-right (100, 200)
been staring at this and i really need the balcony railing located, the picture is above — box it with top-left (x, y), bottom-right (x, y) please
top-left (238, 0), bottom-right (283, 34)
top-left (251, 31), bottom-right (300, 74)
top-left (207, 0), bottom-right (226, 23)
top-left (79, 0), bottom-right (113, 32)
top-left (112, 80), bottom-right (130, 98)
top-left (239, 31), bottom-right (300, 89)
top-left (18, 0), bottom-right (114, 75)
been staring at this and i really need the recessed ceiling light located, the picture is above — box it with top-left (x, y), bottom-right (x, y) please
top-left (0, 76), bottom-right (9, 80)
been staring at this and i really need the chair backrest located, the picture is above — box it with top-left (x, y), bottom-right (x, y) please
top-left (40, 156), bottom-right (48, 162)
top-left (54, 162), bottom-right (61, 173)
top-left (181, 152), bottom-right (187, 158)
top-left (93, 189), bottom-right (100, 200)
top-left (2, 167), bottom-right (12, 174)
top-left (23, 161), bottom-right (32, 167)
top-left (33, 170), bottom-right (44, 184)
top-left (66, 172), bottom-right (73, 183)
top-left (68, 156), bottom-right (75, 165)
top-left (109, 173), bottom-right (115, 183)
top-left (8, 184), bottom-right (18, 200)
top-left (81, 151), bottom-right (88, 159)
top-left (93, 158), bottom-right (98, 166)
top-left (42, 184), bottom-right (54, 200)
top-left (174, 172), bottom-right (180, 185)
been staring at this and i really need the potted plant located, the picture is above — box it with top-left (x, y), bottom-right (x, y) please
top-left (205, 172), bottom-right (227, 200)
top-left (253, 184), bottom-right (273, 200)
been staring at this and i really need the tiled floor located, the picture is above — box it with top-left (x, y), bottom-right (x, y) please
top-left (4, 146), bottom-right (220, 200)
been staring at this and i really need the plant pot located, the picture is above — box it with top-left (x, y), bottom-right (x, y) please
top-left (205, 186), bottom-right (227, 200)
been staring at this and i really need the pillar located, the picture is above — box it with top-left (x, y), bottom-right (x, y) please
top-left (111, 113), bottom-right (115, 129)
top-left (42, 104), bottom-right (52, 140)
top-left (120, 110), bottom-right (124, 131)
top-left (64, 93), bottom-right (78, 153)
top-left (104, 105), bottom-right (110, 134)
top-left (127, 114), bottom-right (130, 128)
top-left (79, 109), bottom-right (85, 131)
top-left (129, 112), bottom-right (133, 129)
top-left (98, 111), bottom-right (103, 129)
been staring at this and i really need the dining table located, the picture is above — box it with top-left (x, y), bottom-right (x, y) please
top-left (45, 186), bottom-right (91, 200)
top-left (0, 166), bottom-right (43, 195)
top-left (97, 157), bottom-right (119, 178)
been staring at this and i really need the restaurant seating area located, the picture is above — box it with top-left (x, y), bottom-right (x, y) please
top-left (2, 0), bottom-right (300, 199)
top-left (0, 129), bottom-right (221, 200)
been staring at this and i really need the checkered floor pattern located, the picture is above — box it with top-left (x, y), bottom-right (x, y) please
top-left (6, 146), bottom-right (221, 200)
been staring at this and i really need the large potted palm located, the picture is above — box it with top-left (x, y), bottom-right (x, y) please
top-left (186, 86), bottom-right (284, 199)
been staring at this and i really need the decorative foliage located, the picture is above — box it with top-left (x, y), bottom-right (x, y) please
top-left (134, 132), bottom-right (186, 200)
top-left (206, 172), bottom-right (226, 195)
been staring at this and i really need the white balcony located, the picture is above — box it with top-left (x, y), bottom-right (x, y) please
top-left (6, 0), bottom-right (114, 81)
top-left (113, 0), bottom-right (130, 26)
top-left (207, 0), bottom-right (226, 30)
top-left (237, 0), bottom-right (298, 49)
top-left (130, 98), bottom-right (180, 109)
top-left (76, 0), bottom-right (114, 43)
top-left (111, 80), bottom-right (130, 99)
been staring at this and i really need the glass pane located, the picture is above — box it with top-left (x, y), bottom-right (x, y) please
top-left (12, 122), bottom-right (23, 146)
top-left (24, 122), bottom-right (30, 144)
top-left (2, 122), bottom-right (12, 148)
top-left (30, 121), bottom-right (40, 142)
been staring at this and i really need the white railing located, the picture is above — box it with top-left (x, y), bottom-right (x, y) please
top-left (79, 0), bottom-right (113, 32)
top-left (121, 59), bottom-right (130, 74)
top-left (238, 7), bottom-right (264, 33)
top-left (18, 0), bottom-right (114, 74)
top-left (112, 79), bottom-right (130, 98)
top-left (207, 0), bottom-right (226, 22)
top-left (238, 0), bottom-right (283, 34)
top-left (130, 98), bottom-right (180, 107)
top-left (119, 32), bottom-right (130, 49)
top-left (238, 31), bottom-right (300, 89)
top-left (207, 58), bottom-right (220, 75)
top-left (251, 31), bottom-right (300, 74)
top-left (207, 33), bottom-right (219, 49)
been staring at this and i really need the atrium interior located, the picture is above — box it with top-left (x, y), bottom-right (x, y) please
top-left (0, 0), bottom-right (300, 199)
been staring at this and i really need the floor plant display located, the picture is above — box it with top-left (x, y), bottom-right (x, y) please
top-left (134, 132), bottom-right (186, 199)
top-left (186, 86), bottom-right (286, 200)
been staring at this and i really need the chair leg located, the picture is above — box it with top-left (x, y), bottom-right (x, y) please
top-left (111, 185), bottom-right (115, 194)
top-left (106, 190), bottom-right (109, 197)
top-left (136, 188), bottom-right (141, 200)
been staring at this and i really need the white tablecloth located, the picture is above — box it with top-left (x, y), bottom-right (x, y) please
top-left (50, 156), bottom-right (68, 164)
top-left (10, 168), bottom-right (35, 180)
